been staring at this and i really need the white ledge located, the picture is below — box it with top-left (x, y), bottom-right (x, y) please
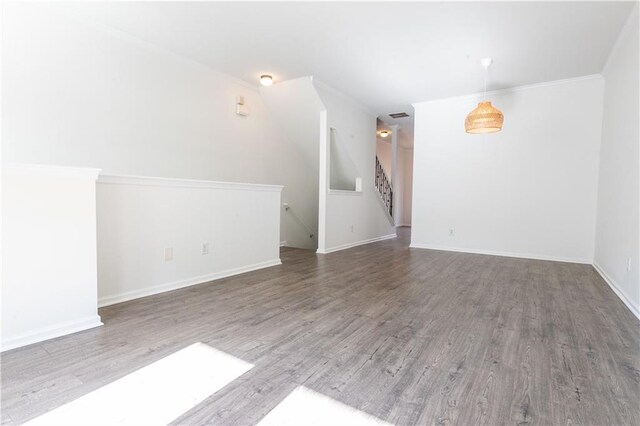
top-left (98, 174), bottom-right (284, 192)
top-left (329, 189), bottom-right (363, 196)
top-left (3, 163), bottom-right (101, 180)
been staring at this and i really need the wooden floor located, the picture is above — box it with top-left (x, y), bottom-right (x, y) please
top-left (2, 228), bottom-right (639, 425)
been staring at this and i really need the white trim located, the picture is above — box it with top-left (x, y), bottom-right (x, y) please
top-left (98, 174), bottom-right (283, 192)
top-left (280, 241), bottom-right (288, 247)
top-left (3, 163), bottom-right (101, 180)
top-left (317, 110), bottom-right (329, 252)
top-left (593, 263), bottom-right (640, 320)
top-left (98, 259), bottom-right (282, 307)
top-left (328, 189), bottom-right (363, 196)
top-left (413, 74), bottom-right (603, 107)
top-left (1, 315), bottom-right (103, 352)
top-left (409, 243), bottom-right (591, 264)
top-left (317, 234), bottom-right (397, 254)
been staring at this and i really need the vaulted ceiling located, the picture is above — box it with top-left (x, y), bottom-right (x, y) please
top-left (55, 1), bottom-right (634, 143)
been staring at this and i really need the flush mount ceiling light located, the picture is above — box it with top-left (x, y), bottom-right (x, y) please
top-left (465, 58), bottom-right (504, 134)
top-left (379, 130), bottom-right (390, 138)
top-left (260, 75), bottom-right (273, 86)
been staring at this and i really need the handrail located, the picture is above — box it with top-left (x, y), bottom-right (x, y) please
top-left (375, 156), bottom-right (393, 217)
top-left (283, 203), bottom-right (315, 239)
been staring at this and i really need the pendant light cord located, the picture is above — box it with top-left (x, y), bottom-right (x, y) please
top-left (483, 66), bottom-right (487, 101)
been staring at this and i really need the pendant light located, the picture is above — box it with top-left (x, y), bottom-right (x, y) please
top-left (465, 58), bottom-right (503, 134)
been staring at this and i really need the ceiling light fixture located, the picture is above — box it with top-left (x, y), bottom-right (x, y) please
top-left (465, 58), bottom-right (503, 134)
top-left (379, 130), bottom-right (390, 138)
top-left (260, 75), bottom-right (273, 86)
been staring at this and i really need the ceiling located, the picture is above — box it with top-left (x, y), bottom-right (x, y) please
top-left (55, 1), bottom-right (634, 145)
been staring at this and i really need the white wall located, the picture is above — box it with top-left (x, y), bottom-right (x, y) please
top-left (594, 5), bottom-right (639, 318)
top-left (1, 2), bottom-right (282, 184)
top-left (411, 76), bottom-right (604, 263)
top-left (400, 147), bottom-right (414, 226)
top-left (1, 3), bottom-right (287, 319)
top-left (97, 175), bottom-right (282, 306)
top-left (259, 77), bottom-right (324, 249)
top-left (2, 165), bottom-right (102, 351)
top-left (315, 81), bottom-right (396, 253)
top-left (376, 139), bottom-right (413, 226)
top-left (376, 139), bottom-right (392, 175)
top-left (330, 127), bottom-right (361, 191)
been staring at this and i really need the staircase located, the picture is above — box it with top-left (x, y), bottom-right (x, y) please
top-left (375, 156), bottom-right (393, 218)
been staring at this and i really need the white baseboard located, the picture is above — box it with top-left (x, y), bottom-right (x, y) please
top-left (280, 241), bottom-right (288, 247)
top-left (593, 262), bottom-right (640, 320)
top-left (317, 234), bottom-right (397, 254)
top-left (409, 243), bottom-right (592, 264)
top-left (98, 258), bottom-right (282, 307)
top-left (1, 315), bottom-right (103, 352)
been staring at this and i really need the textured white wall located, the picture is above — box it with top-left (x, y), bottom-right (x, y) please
top-left (411, 76), bottom-right (604, 263)
top-left (1, 4), bottom-right (287, 324)
top-left (316, 81), bottom-right (396, 253)
top-left (1, 2), bottom-right (283, 185)
top-left (376, 139), bottom-right (413, 226)
top-left (594, 5), bottom-right (639, 317)
top-left (401, 148), bottom-right (414, 226)
top-left (96, 175), bottom-right (282, 306)
top-left (260, 77), bottom-right (324, 249)
top-left (330, 127), bottom-right (361, 191)
top-left (376, 139), bottom-right (392, 176)
top-left (2, 165), bottom-right (102, 351)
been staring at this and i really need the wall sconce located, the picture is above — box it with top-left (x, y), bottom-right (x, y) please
top-left (236, 95), bottom-right (249, 116)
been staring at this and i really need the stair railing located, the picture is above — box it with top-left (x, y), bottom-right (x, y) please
top-left (283, 203), bottom-right (315, 239)
top-left (375, 156), bottom-right (393, 217)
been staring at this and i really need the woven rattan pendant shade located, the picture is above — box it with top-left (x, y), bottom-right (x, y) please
top-left (465, 101), bottom-right (503, 134)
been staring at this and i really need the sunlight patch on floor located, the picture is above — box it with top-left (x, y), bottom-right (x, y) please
top-left (25, 342), bottom-right (253, 426)
top-left (257, 386), bottom-right (393, 426)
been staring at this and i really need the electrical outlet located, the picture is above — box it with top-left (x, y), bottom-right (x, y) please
top-left (449, 229), bottom-right (455, 237)
top-left (627, 257), bottom-right (632, 272)
top-left (201, 242), bottom-right (209, 255)
top-left (164, 247), bottom-right (173, 261)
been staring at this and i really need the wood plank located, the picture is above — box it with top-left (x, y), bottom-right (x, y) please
top-left (2, 228), bottom-right (638, 425)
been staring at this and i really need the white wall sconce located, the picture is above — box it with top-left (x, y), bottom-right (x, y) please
top-left (236, 95), bottom-right (249, 116)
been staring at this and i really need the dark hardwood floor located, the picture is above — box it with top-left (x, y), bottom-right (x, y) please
top-left (2, 228), bottom-right (639, 425)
